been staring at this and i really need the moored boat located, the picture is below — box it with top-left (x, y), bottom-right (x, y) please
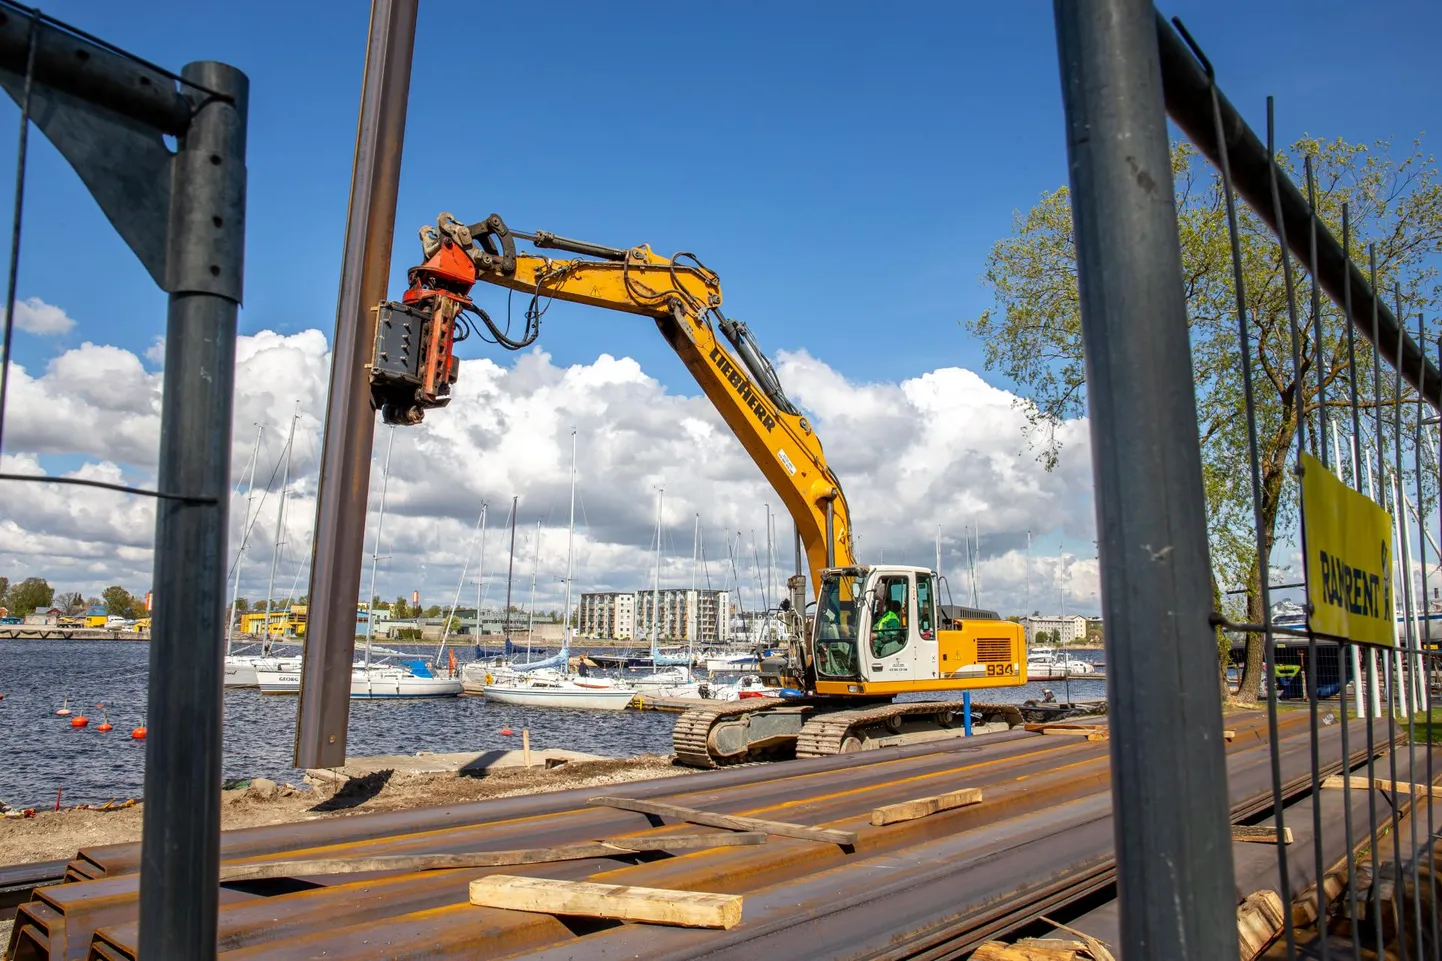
top-left (481, 670), bottom-right (635, 710)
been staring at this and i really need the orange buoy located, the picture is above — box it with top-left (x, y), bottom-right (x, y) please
top-left (500, 726), bottom-right (514, 736)
top-left (96, 722), bottom-right (113, 732)
top-left (130, 726), bottom-right (147, 740)
top-left (56, 696), bottom-right (71, 717)
top-left (71, 715), bottom-right (88, 728)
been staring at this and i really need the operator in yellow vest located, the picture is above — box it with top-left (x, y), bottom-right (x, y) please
top-left (873, 599), bottom-right (906, 657)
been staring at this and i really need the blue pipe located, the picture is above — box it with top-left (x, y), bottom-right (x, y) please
top-left (963, 690), bottom-right (972, 736)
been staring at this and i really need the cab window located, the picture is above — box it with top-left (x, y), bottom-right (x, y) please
top-left (870, 575), bottom-right (910, 658)
top-left (917, 574), bottom-right (935, 639)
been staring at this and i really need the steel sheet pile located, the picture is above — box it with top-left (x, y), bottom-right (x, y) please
top-left (2, 711), bottom-right (1379, 960)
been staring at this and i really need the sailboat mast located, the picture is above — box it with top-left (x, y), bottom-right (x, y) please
top-left (475, 505), bottom-right (486, 655)
top-left (563, 429), bottom-right (576, 657)
top-left (527, 518), bottom-right (540, 659)
top-left (690, 512), bottom-right (699, 651)
top-left (363, 427), bottom-right (396, 668)
top-left (226, 424), bottom-right (263, 656)
top-left (503, 495), bottom-right (518, 647)
top-left (652, 485), bottom-right (663, 656)
top-left (261, 406), bottom-right (298, 655)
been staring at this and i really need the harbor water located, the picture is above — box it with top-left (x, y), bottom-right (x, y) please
top-left (0, 638), bottom-right (1107, 807)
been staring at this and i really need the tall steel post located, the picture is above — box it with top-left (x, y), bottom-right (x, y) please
top-left (139, 61), bottom-right (248, 960)
top-left (1052, 2), bottom-right (1237, 958)
top-left (296, 0), bottom-right (417, 768)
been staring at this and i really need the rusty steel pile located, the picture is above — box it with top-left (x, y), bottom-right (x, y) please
top-left (0, 709), bottom-right (1405, 961)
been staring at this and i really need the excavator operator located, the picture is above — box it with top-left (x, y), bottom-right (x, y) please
top-left (873, 598), bottom-right (905, 657)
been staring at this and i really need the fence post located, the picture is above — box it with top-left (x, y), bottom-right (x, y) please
top-left (1052, 2), bottom-right (1237, 958)
top-left (139, 60), bottom-right (248, 959)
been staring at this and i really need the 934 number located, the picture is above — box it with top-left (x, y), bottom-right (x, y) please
top-left (985, 663), bottom-right (1017, 677)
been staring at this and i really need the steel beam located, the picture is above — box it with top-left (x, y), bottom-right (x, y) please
top-left (139, 59), bottom-right (248, 961)
top-left (1052, 2), bottom-right (1238, 958)
top-left (296, 0), bottom-right (417, 768)
top-left (1153, 12), bottom-right (1442, 411)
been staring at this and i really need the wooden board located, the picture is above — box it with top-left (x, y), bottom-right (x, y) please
top-left (871, 788), bottom-right (983, 826)
top-left (469, 874), bottom-right (743, 929)
top-left (1236, 889), bottom-right (1285, 960)
top-left (590, 795), bottom-right (857, 846)
top-left (1021, 724), bottom-right (1109, 742)
top-left (1322, 774), bottom-right (1439, 797)
top-left (1222, 729), bottom-right (1236, 741)
top-left (1230, 825), bottom-right (1294, 845)
top-left (220, 832), bottom-right (765, 881)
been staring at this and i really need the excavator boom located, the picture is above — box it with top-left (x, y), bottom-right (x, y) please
top-left (370, 212), bottom-right (855, 599)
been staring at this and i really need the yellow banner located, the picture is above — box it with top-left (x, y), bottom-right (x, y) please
top-left (1301, 451), bottom-right (1395, 646)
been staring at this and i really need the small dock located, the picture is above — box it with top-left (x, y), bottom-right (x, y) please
top-left (629, 695), bottom-right (717, 713)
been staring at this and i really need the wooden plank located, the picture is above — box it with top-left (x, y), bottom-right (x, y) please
top-left (971, 941), bottom-right (1099, 960)
top-left (590, 795), bottom-right (857, 846)
top-left (1230, 825), bottom-right (1294, 845)
top-left (1321, 774), bottom-right (1439, 797)
top-left (468, 874), bottom-right (743, 929)
top-left (871, 788), bottom-right (983, 826)
top-left (219, 832), bottom-right (765, 881)
top-left (1236, 890), bottom-right (1285, 960)
top-left (1222, 729), bottom-right (1237, 741)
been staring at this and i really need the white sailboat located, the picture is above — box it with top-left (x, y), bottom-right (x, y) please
top-left (226, 411), bottom-right (302, 687)
top-left (257, 427), bottom-right (461, 698)
top-left (484, 431), bottom-right (633, 710)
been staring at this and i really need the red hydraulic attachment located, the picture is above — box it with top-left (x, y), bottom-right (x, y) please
top-left (366, 213), bottom-right (519, 425)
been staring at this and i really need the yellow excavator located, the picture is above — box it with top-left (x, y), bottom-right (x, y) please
top-left (369, 212), bottom-right (1027, 766)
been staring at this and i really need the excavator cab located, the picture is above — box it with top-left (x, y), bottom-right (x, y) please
top-left (806, 566), bottom-right (1026, 695)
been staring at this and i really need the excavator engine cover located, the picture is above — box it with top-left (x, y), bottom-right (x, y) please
top-left (370, 300), bottom-right (455, 425)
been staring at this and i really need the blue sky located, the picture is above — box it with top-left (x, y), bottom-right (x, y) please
top-left (4, 0), bottom-right (1439, 397)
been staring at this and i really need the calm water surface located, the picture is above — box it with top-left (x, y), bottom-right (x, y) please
top-left (0, 639), bottom-right (1107, 807)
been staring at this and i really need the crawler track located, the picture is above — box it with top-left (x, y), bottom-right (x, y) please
top-left (796, 700), bottom-right (1024, 757)
top-left (672, 698), bottom-right (795, 768)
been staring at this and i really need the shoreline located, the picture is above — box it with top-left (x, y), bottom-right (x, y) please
top-left (0, 753), bottom-right (687, 868)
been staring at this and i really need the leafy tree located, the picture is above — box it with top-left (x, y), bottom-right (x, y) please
top-left (392, 597), bottom-right (411, 619)
top-left (101, 585), bottom-right (134, 617)
top-left (234, 597), bottom-right (250, 613)
top-left (0, 576), bottom-right (8, 609)
top-left (424, 605), bottom-right (442, 618)
top-left (445, 614), bottom-right (463, 633)
top-left (127, 597), bottom-right (149, 619)
top-left (967, 136), bottom-right (1442, 704)
top-left (8, 577), bottom-right (54, 614)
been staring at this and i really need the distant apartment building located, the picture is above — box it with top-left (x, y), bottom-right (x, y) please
top-left (1018, 614), bottom-right (1088, 645)
top-left (581, 589), bottom-right (730, 643)
top-left (578, 592), bottom-right (636, 640)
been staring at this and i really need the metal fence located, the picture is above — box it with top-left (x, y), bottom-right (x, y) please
top-left (1056, 1), bottom-right (1439, 958)
top-left (0, 3), bottom-right (247, 958)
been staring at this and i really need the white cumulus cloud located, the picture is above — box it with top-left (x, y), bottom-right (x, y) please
top-left (0, 328), bottom-right (1100, 618)
top-left (7, 297), bottom-right (76, 336)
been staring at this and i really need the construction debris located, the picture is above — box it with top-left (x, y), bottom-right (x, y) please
top-left (1236, 890), bottom-right (1286, 960)
top-left (1231, 825), bottom-right (1293, 845)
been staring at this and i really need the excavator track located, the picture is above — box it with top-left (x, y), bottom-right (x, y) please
top-left (673, 698), bottom-right (826, 769)
top-left (796, 700), bottom-right (1023, 757)
top-left (674, 697), bottom-right (1023, 768)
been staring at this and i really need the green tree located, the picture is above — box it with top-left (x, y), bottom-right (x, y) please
top-left (968, 136), bottom-right (1442, 704)
top-left (8, 577), bottom-right (54, 614)
top-left (234, 597), bottom-right (250, 613)
top-left (0, 576), bottom-right (8, 610)
top-left (424, 605), bottom-right (443, 618)
top-left (392, 597), bottom-right (410, 619)
top-left (127, 597), bottom-right (149, 619)
top-left (101, 585), bottom-right (135, 617)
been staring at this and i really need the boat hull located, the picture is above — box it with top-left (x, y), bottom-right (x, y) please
top-left (225, 655), bottom-right (301, 688)
top-left (256, 668), bottom-right (463, 698)
top-left (482, 684), bottom-right (634, 711)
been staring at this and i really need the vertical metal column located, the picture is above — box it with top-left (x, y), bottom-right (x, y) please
top-left (139, 61), bottom-right (248, 960)
top-left (296, 0), bottom-right (417, 768)
top-left (1052, 2), bottom-right (1237, 958)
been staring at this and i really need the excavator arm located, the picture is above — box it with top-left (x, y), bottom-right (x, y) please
top-left (368, 212), bottom-right (856, 598)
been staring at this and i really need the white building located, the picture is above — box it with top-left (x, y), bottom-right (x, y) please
top-left (581, 589), bottom-right (730, 643)
top-left (578, 592), bottom-right (636, 640)
top-left (1019, 614), bottom-right (1088, 646)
